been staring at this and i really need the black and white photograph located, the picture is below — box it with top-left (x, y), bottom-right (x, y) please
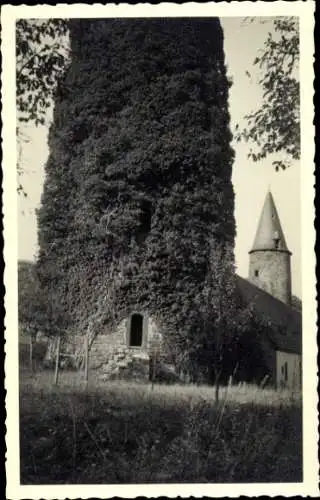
top-left (3, 2), bottom-right (317, 497)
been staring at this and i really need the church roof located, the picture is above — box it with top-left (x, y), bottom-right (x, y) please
top-left (236, 275), bottom-right (301, 354)
top-left (250, 191), bottom-right (290, 253)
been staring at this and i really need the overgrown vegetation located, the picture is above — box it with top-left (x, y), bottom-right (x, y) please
top-left (20, 373), bottom-right (302, 484)
top-left (16, 18), bottom-right (69, 194)
top-left (235, 17), bottom-right (300, 171)
top-left (18, 259), bottom-right (281, 389)
top-left (36, 18), bottom-right (236, 381)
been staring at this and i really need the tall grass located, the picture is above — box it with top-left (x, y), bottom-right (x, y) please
top-left (20, 371), bottom-right (302, 484)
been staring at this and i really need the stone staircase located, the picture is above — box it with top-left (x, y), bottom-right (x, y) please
top-left (92, 346), bottom-right (150, 382)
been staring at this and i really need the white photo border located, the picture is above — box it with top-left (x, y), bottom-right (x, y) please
top-left (2, 2), bottom-right (317, 498)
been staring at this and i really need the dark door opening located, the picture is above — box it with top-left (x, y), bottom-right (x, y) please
top-left (129, 313), bottom-right (143, 347)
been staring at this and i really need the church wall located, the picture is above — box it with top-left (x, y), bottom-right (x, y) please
top-left (260, 337), bottom-right (277, 386)
top-left (276, 350), bottom-right (301, 390)
top-left (249, 250), bottom-right (292, 305)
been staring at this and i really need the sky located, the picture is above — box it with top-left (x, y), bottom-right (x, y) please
top-left (17, 17), bottom-right (301, 297)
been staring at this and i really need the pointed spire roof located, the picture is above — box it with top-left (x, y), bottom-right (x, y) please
top-left (250, 191), bottom-right (291, 253)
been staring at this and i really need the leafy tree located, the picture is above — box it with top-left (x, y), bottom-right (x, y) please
top-left (235, 17), bottom-right (300, 171)
top-left (16, 18), bottom-right (69, 126)
top-left (18, 260), bottom-right (40, 369)
top-left (202, 241), bottom-right (240, 390)
top-left (18, 260), bottom-right (39, 337)
top-left (187, 241), bottom-right (261, 394)
top-left (37, 18), bottom-right (236, 375)
top-left (16, 18), bottom-right (69, 194)
top-left (18, 259), bottom-right (71, 339)
top-left (18, 259), bottom-right (70, 370)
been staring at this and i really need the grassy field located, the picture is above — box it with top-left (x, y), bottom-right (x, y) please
top-left (20, 370), bottom-right (302, 484)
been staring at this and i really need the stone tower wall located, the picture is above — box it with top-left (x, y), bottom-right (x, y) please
top-left (88, 315), bottom-right (162, 381)
top-left (249, 250), bottom-right (291, 305)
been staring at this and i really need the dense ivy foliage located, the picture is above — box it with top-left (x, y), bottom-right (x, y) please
top-left (37, 18), bottom-right (236, 374)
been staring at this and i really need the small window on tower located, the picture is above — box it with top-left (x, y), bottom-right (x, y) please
top-left (273, 230), bottom-right (280, 249)
top-left (254, 269), bottom-right (259, 277)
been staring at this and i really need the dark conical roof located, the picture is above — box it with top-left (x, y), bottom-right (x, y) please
top-left (250, 191), bottom-right (290, 253)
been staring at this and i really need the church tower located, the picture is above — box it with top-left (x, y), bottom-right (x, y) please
top-left (249, 191), bottom-right (292, 305)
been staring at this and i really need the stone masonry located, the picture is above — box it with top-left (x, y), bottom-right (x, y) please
top-left (249, 250), bottom-right (292, 305)
top-left (88, 315), bottom-right (162, 381)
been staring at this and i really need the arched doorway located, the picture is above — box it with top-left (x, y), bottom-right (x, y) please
top-left (129, 313), bottom-right (144, 347)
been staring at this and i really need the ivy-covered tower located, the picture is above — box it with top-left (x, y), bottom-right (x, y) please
top-left (37, 18), bottom-right (236, 381)
top-left (249, 191), bottom-right (292, 305)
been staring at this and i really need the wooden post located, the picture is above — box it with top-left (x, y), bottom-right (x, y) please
top-left (215, 369), bottom-right (221, 404)
top-left (150, 354), bottom-right (155, 390)
top-left (84, 334), bottom-right (89, 385)
top-left (29, 333), bottom-right (33, 372)
top-left (53, 336), bottom-right (61, 386)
